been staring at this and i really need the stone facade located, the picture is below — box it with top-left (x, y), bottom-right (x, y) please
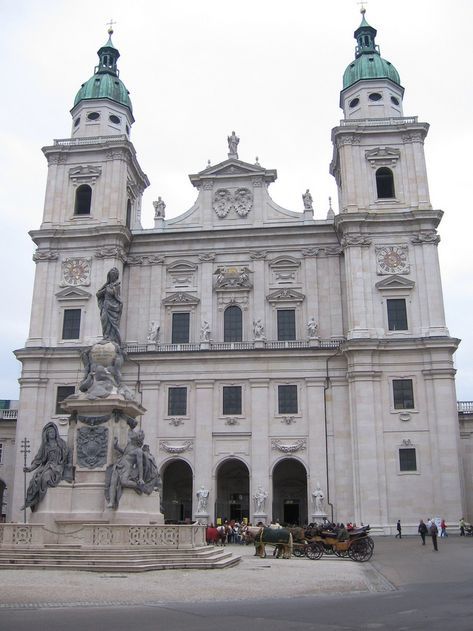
top-left (0, 401), bottom-right (18, 522)
top-left (10, 19), bottom-right (467, 532)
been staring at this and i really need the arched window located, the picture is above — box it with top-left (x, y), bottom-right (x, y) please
top-left (74, 184), bottom-right (92, 214)
top-left (224, 306), bottom-right (242, 342)
top-left (126, 199), bottom-right (132, 228)
top-left (376, 167), bottom-right (395, 199)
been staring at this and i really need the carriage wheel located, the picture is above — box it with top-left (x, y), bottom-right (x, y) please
top-left (366, 536), bottom-right (375, 551)
top-left (348, 539), bottom-right (373, 562)
top-left (293, 545), bottom-right (306, 557)
top-left (305, 542), bottom-right (324, 560)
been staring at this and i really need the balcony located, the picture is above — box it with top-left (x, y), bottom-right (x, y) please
top-left (0, 409), bottom-right (18, 420)
top-left (458, 401), bottom-right (473, 414)
top-left (53, 135), bottom-right (127, 147)
top-left (339, 116), bottom-right (418, 128)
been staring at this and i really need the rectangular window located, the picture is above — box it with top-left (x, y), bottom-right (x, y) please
top-left (278, 385), bottom-right (298, 414)
top-left (277, 309), bottom-right (296, 341)
top-left (393, 379), bottom-right (414, 409)
top-left (55, 385), bottom-right (75, 415)
top-left (399, 448), bottom-right (417, 472)
top-left (168, 387), bottom-right (187, 416)
top-left (387, 299), bottom-right (408, 331)
top-left (62, 308), bottom-right (81, 339)
top-left (172, 312), bottom-right (190, 343)
top-left (223, 386), bottom-right (242, 415)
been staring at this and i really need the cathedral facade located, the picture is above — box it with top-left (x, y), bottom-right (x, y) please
top-left (10, 14), bottom-right (464, 531)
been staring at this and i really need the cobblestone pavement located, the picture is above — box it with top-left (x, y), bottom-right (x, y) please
top-left (0, 542), bottom-right (394, 607)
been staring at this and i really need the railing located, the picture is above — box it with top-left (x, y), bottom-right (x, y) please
top-left (125, 339), bottom-right (345, 353)
top-left (458, 401), bottom-right (473, 413)
top-left (54, 134), bottom-right (128, 147)
top-left (0, 409), bottom-right (18, 420)
top-left (340, 116), bottom-right (418, 127)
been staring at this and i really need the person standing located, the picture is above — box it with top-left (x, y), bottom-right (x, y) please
top-left (418, 519), bottom-right (428, 545)
top-left (440, 519), bottom-right (448, 537)
top-left (459, 517), bottom-right (466, 536)
top-left (430, 520), bottom-right (439, 551)
top-left (395, 519), bottom-right (402, 538)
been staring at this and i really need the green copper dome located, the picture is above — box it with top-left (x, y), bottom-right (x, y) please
top-left (342, 12), bottom-right (401, 90)
top-left (73, 31), bottom-right (133, 113)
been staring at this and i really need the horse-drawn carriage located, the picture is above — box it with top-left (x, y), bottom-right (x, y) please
top-left (302, 525), bottom-right (374, 562)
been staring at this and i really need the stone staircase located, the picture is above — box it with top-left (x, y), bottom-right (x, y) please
top-left (0, 545), bottom-right (241, 572)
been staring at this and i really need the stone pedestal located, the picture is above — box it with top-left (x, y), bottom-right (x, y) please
top-left (311, 511), bottom-right (328, 523)
top-left (194, 512), bottom-right (209, 525)
top-left (253, 512), bottom-right (267, 524)
top-left (35, 394), bottom-right (164, 527)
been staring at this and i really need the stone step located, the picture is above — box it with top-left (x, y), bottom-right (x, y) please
top-left (0, 546), bottom-right (220, 559)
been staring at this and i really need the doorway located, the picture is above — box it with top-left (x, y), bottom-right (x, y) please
top-left (161, 459), bottom-right (192, 523)
top-left (272, 459), bottom-right (308, 525)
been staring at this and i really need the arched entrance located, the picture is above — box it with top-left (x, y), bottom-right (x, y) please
top-left (215, 459), bottom-right (249, 523)
top-left (0, 479), bottom-right (6, 522)
top-left (161, 459), bottom-right (192, 523)
top-left (272, 459), bottom-right (308, 526)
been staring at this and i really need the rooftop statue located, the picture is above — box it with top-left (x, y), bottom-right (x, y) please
top-left (227, 131), bottom-right (239, 158)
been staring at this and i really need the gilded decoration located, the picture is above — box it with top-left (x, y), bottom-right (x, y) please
top-left (375, 246), bottom-right (410, 275)
top-left (61, 257), bottom-right (91, 286)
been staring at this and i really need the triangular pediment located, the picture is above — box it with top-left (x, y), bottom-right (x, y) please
top-left (162, 292), bottom-right (200, 306)
top-left (189, 158), bottom-right (277, 188)
top-left (376, 275), bottom-right (415, 290)
top-left (266, 288), bottom-right (305, 303)
top-left (55, 287), bottom-right (92, 301)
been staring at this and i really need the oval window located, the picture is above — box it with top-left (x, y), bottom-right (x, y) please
top-left (349, 97), bottom-right (360, 108)
top-left (74, 117), bottom-right (80, 127)
top-left (391, 96), bottom-right (400, 106)
top-left (369, 93), bottom-right (382, 102)
top-left (87, 112), bottom-right (100, 120)
top-left (109, 114), bottom-right (120, 124)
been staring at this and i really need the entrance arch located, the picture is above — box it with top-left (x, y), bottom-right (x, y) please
top-left (272, 459), bottom-right (308, 526)
top-left (161, 459), bottom-right (192, 523)
top-left (215, 459), bottom-right (249, 523)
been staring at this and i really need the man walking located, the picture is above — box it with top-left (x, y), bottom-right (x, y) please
top-left (459, 517), bottom-right (465, 536)
top-left (430, 520), bottom-right (439, 551)
top-left (395, 519), bottom-right (402, 538)
top-left (418, 519), bottom-right (428, 545)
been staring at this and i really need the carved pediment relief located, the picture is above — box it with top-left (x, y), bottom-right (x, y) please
top-left (189, 159), bottom-right (277, 189)
top-left (69, 165), bottom-right (102, 184)
top-left (365, 147), bottom-right (401, 168)
top-left (266, 288), bottom-right (305, 304)
top-left (166, 260), bottom-right (198, 288)
top-left (162, 292), bottom-right (200, 307)
top-left (167, 260), bottom-right (198, 272)
top-left (214, 266), bottom-right (252, 290)
top-left (55, 287), bottom-right (92, 301)
top-left (375, 275), bottom-right (415, 291)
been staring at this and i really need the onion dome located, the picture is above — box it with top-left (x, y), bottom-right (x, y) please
top-left (342, 10), bottom-right (400, 90)
top-left (73, 28), bottom-right (132, 113)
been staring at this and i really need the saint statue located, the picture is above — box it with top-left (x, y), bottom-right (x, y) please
top-left (21, 422), bottom-right (72, 512)
top-left (302, 189), bottom-right (313, 211)
top-left (196, 485), bottom-right (209, 513)
top-left (227, 131), bottom-right (239, 157)
top-left (96, 267), bottom-right (123, 346)
top-left (147, 321), bottom-right (160, 343)
top-left (153, 197), bottom-right (166, 219)
top-left (307, 317), bottom-right (318, 339)
top-left (253, 485), bottom-right (268, 513)
top-left (253, 319), bottom-right (265, 340)
top-left (312, 483), bottom-right (325, 513)
top-left (200, 320), bottom-right (211, 342)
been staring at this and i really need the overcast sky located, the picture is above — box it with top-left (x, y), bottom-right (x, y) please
top-left (0, 0), bottom-right (472, 401)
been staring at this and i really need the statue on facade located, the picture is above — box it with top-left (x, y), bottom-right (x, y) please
top-left (253, 485), bottom-right (268, 513)
top-left (96, 267), bottom-right (123, 347)
top-left (105, 429), bottom-right (159, 509)
top-left (196, 485), bottom-right (209, 513)
top-left (307, 317), bottom-right (318, 339)
top-left (253, 319), bottom-right (265, 341)
top-left (20, 422), bottom-right (72, 512)
top-left (302, 189), bottom-right (313, 211)
top-left (153, 197), bottom-right (166, 219)
top-left (227, 131), bottom-right (239, 157)
top-left (147, 321), bottom-right (160, 343)
top-left (200, 320), bottom-right (211, 342)
top-left (312, 482), bottom-right (325, 513)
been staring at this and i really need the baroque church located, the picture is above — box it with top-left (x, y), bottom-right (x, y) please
top-left (10, 12), bottom-right (465, 531)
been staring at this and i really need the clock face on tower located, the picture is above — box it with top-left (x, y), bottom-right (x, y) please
top-left (375, 246), bottom-right (410, 275)
top-left (61, 258), bottom-right (91, 286)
